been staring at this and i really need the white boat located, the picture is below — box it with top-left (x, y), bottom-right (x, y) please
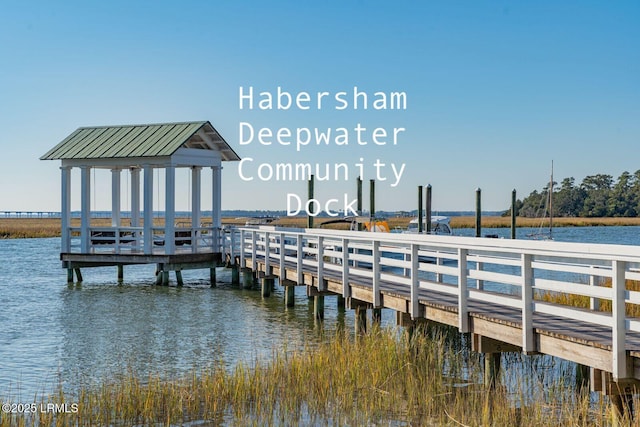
top-left (528, 161), bottom-right (554, 240)
top-left (404, 215), bottom-right (453, 235)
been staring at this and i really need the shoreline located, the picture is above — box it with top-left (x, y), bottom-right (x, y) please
top-left (2, 216), bottom-right (640, 239)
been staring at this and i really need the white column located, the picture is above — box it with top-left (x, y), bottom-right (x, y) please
top-left (80, 166), bottom-right (91, 253)
top-left (212, 166), bottom-right (222, 252)
top-left (191, 167), bottom-right (202, 252)
top-left (60, 166), bottom-right (71, 253)
top-left (165, 165), bottom-right (176, 254)
top-left (111, 169), bottom-right (121, 227)
top-left (131, 168), bottom-right (141, 227)
top-left (212, 166), bottom-right (222, 228)
top-left (130, 168), bottom-right (141, 249)
top-left (143, 165), bottom-right (153, 254)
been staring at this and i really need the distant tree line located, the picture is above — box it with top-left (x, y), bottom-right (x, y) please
top-left (506, 171), bottom-right (640, 218)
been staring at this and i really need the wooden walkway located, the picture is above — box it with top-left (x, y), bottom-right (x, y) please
top-left (224, 225), bottom-right (640, 389)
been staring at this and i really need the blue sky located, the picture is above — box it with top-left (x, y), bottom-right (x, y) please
top-left (1, 1), bottom-right (638, 213)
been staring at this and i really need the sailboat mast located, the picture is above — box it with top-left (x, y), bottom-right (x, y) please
top-left (549, 160), bottom-right (554, 239)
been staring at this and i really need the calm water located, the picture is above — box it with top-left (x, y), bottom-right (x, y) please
top-left (1, 226), bottom-right (640, 399)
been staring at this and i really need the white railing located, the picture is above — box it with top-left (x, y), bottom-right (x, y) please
top-left (222, 225), bottom-right (640, 380)
top-left (66, 225), bottom-right (222, 255)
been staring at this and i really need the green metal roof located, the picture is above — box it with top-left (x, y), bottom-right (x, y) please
top-left (40, 121), bottom-right (240, 161)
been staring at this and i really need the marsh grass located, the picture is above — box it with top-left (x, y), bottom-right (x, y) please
top-left (3, 216), bottom-right (640, 238)
top-left (0, 327), bottom-right (620, 426)
top-left (538, 279), bottom-right (640, 317)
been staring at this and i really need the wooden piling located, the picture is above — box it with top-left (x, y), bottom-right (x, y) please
top-left (155, 270), bottom-right (163, 285)
top-left (475, 188), bottom-right (482, 238)
top-left (210, 267), bottom-right (217, 288)
top-left (242, 269), bottom-right (253, 289)
top-left (231, 265), bottom-right (240, 286)
top-left (308, 175), bottom-right (315, 228)
top-left (370, 179), bottom-right (375, 218)
top-left (372, 308), bottom-right (382, 326)
top-left (74, 268), bottom-right (83, 283)
top-left (484, 353), bottom-right (501, 390)
top-left (162, 270), bottom-right (169, 286)
top-left (175, 270), bottom-right (184, 286)
top-left (261, 277), bottom-right (273, 298)
top-left (418, 185), bottom-right (423, 233)
top-left (575, 363), bottom-right (589, 390)
top-left (337, 295), bottom-right (345, 311)
top-left (67, 268), bottom-right (74, 284)
top-left (285, 284), bottom-right (295, 307)
top-left (117, 265), bottom-right (124, 282)
top-left (357, 177), bottom-right (363, 231)
top-left (426, 184), bottom-right (432, 234)
top-left (511, 189), bottom-right (517, 239)
top-left (314, 295), bottom-right (324, 321)
top-left (355, 305), bottom-right (367, 336)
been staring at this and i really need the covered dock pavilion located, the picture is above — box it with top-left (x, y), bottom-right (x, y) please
top-left (40, 120), bottom-right (240, 284)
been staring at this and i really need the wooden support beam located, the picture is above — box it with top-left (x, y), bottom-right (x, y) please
top-left (175, 270), bottom-right (184, 286)
top-left (117, 265), bottom-right (124, 282)
top-left (472, 334), bottom-right (521, 354)
top-left (67, 268), bottom-right (73, 284)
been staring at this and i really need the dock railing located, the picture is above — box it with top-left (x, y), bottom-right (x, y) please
top-left (66, 224), bottom-right (222, 255)
top-left (223, 225), bottom-right (640, 380)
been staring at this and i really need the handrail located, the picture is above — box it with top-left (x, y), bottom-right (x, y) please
top-left (225, 225), bottom-right (640, 380)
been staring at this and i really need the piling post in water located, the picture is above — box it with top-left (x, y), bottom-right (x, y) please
top-left (314, 295), bottom-right (324, 321)
top-left (231, 265), bottom-right (240, 286)
top-left (357, 177), bottom-right (363, 231)
top-left (511, 189), bottom-right (517, 239)
top-left (370, 179), bottom-right (376, 220)
top-left (285, 284), bottom-right (295, 307)
top-left (74, 268), bottom-right (83, 283)
top-left (242, 269), bottom-right (253, 289)
top-left (162, 270), bottom-right (170, 286)
top-left (372, 308), bottom-right (382, 326)
top-left (337, 295), bottom-right (345, 311)
top-left (67, 268), bottom-right (74, 283)
top-left (417, 186), bottom-right (423, 233)
top-left (210, 267), bottom-right (217, 288)
top-left (117, 265), bottom-right (124, 282)
top-left (355, 305), bottom-right (367, 336)
top-left (484, 353), bottom-right (501, 390)
top-left (307, 175), bottom-right (315, 229)
top-left (175, 270), bottom-right (184, 286)
top-left (426, 184), bottom-right (432, 234)
top-left (475, 188), bottom-right (482, 238)
top-left (261, 277), bottom-right (273, 298)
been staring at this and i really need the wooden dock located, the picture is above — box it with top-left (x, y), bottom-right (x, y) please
top-left (223, 225), bottom-right (640, 396)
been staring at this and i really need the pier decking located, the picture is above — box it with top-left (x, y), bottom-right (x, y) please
top-left (224, 225), bottom-right (640, 394)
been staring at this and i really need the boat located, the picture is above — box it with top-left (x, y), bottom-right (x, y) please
top-left (403, 215), bottom-right (453, 235)
top-left (527, 161), bottom-right (554, 240)
top-left (319, 216), bottom-right (390, 232)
